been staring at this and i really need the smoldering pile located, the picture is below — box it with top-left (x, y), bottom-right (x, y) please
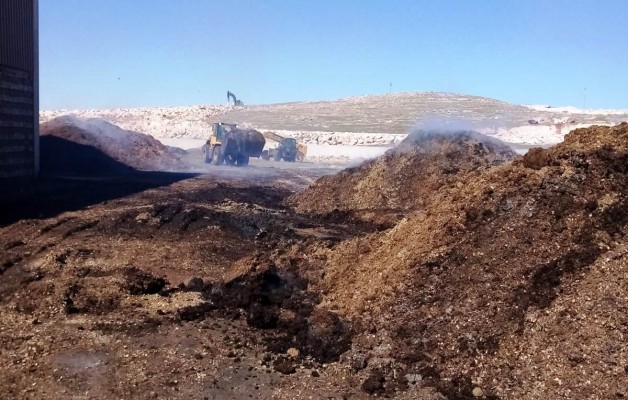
top-left (289, 129), bottom-right (517, 223)
top-left (40, 116), bottom-right (189, 175)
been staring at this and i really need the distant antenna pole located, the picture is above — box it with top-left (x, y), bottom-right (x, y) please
top-left (389, 82), bottom-right (392, 94)
top-left (583, 87), bottom-right (587, 109)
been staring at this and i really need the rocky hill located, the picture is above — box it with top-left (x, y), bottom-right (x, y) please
top-left (40, 92), bottom-right (628, 146)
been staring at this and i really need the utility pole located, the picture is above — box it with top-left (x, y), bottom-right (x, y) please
top-left (389, 82), bottom-right (392, 94)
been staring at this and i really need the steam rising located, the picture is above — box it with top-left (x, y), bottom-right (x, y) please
top-left (399, 116), bottom-right (515, 153)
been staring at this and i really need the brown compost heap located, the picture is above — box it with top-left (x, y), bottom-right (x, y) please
top-left (40, 116), bottom-right (187, 174)
top-left (290, 130), bottom-right (518, 224)
top-left (282, 124), bottom-right (628, 398)
top-left (1, 122), bottom-right (625, 399)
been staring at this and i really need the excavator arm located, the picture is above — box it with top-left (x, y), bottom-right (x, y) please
top-left (227, 91), bottom-right (243, 106)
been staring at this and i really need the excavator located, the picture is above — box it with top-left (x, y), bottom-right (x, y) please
top-left (227, 91), bottom-right (243, 106)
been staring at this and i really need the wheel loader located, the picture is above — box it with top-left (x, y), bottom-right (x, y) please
top-left (261, 131), bottom-right (307, 162)
top-left (201, 123), bottom-right (265, 166)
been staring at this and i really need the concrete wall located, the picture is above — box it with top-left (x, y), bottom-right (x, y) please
top-left (0, 0), bottom-right (38, 178)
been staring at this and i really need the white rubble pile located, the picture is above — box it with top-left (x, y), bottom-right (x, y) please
top-left (40, 105), bottom-right (233, 140)
top-left (40, 93), bottom-right (628, 149)
top-left (240, 127), bottom-right (405, 146)
top-left (478, 124), bottom-right (594, 146)
top-left (525, 104), bottom-right (628, 116)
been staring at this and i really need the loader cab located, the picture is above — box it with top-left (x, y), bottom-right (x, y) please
top-left (281, 137), bottom-right (297, 149)
top-left (280, 138), bottom-right (297, 159)
top-left (209, 122), bottom-right (238, 146)
top-left (212, 122), bottom-right (237, 142)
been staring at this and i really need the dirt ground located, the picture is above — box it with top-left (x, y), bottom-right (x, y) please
top-left (0, 165), bottom-right (382, 400)
top-left (1, 124), bottom-right (626, 399)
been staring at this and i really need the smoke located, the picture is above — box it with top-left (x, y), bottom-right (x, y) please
top-left (412, 116), bottom-right (478, 133)
top-left (403, 115), bottom-right (513, 149)
top-left (43, 115), bottom-right (189, 173)
top-left (410, 113), bottom-right (511, 134)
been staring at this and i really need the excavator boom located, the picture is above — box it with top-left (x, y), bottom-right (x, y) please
top-left (227, 91), bottom-right (243, 106)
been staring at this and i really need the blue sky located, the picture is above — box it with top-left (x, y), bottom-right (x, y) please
top-left (40, 0), bottom-right (628, 109)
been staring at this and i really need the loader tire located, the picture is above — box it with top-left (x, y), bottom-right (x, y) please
top-left (202, 145), bottom-right (212, 163)
top-left (237, 154), bottom-right (249, 166)
top-left (212, 146), bottom-right (224, 165)
top-left (224, 152), bottom-right (236, 166)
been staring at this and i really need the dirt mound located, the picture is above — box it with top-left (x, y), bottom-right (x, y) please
top-left (124, 267), bottom-right (167, 295)
top-left (200, 260), bottom-right (352, 363)
top-left (1, 121), bottom-right (626, 398)
top-left (290, 130), bottom-right (517, 221)
top-left (282, 124), bottom-right (628, 397)
top-left (40, 116), bottom-right (188, 174)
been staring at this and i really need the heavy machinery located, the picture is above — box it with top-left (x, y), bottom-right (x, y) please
top-left (201, 123), bottom-right (265, 166)
top-left (261, 131), bottom-right (307, 162)
top-left (227, 91), bottom-right (243, 106)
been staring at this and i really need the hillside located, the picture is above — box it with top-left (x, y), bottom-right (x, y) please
top-left (40, 92), bottom-right (628, 146)
top-left (220, 92), bottom-right (617, 133)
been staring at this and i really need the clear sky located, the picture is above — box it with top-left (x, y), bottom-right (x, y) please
top-left (40, 0), bottom-right (628, 109)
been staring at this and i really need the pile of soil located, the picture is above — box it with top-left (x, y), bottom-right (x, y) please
top-left (290, 130), bottom-right (517, 223)
top-left (0, 174), bottom-right (373, 399)
top-left (1, 121), bottom-right (626, 399)
top-left (40, 116), bottom-right (188, 175)
top-left (280, 124), bottom-right (627, 397)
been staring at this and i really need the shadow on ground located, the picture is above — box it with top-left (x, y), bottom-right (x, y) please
top-left (0, 172), bottom-right (197, 227)
top-left (0, 136), bottom-right (198, 226)
top-left (0, 171), bottom-right (197, 227)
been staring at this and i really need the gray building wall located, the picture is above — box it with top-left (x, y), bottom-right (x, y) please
top-left (0, 0), bottom-right (38, 178)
